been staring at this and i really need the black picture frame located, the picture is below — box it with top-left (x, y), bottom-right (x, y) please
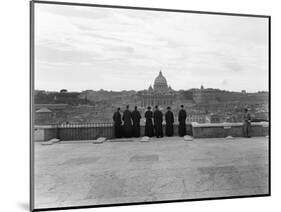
top-left (30, 1), bottom-right (271, 211)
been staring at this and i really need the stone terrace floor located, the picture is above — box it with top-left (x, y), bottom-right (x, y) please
top-left (34, 136), bottom-right (269, 209)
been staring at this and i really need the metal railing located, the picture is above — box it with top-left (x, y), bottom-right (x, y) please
top-left (57, 122), bottom-right (114, 141)
top-left (36, 122), bottom-right (193, 141)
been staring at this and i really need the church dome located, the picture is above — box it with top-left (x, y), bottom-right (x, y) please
top-left (154, 71), bottom-right (168, 91)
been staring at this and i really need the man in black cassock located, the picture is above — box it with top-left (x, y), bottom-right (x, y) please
top-left (243, 108), bottom-right (251, 138)
top-left (178, 105), bottom-right (187, 137)
top-left (145, 106), bottom-right (154, 137)
top-left (122, 105), bottom-right (132, 138)
top-left (165, 106), bottom-right (174, 137)
top-left (153, 105), bottom-right (163, 138)
top-left (112, 107), bottom-right (122, 138)
top-left (131, 106), bottom-right (141, 137)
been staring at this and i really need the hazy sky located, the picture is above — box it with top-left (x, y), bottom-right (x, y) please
top-left (34, 3), bottom-right (269, 92)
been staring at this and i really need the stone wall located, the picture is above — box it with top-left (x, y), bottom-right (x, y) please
top-left (34, 122), bottom-right (268, 141)
top-left (34, 125), bottom-right (58, 141)
top-left (35, 123), bottom-right (193, 141)
top-left (192, 122), bottom-right (269, 138)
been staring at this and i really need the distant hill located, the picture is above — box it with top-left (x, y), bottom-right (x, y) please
top-left (34, 90), bottom-right (86, 105)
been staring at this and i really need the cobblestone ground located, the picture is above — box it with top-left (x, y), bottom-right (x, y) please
top-left (34, 137), bottom-right (269, 209)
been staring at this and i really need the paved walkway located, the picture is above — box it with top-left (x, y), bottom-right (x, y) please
top-left (34, 136), bottom-right (269, 209)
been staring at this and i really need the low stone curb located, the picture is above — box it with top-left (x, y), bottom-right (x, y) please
top-left (93, 137), bottom-right (107, 144)
top-left (183, 135), bottom-right (193, 141)
top-left (41, 138), bottom-right (60, 145)
top-left (140, 136), bottom-right (150, 142)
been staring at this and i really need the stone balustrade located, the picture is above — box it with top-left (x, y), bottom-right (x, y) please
top-left (192, 122), bottom-right (269, 138)
top-left (34, 122), bottom-right (269, 141)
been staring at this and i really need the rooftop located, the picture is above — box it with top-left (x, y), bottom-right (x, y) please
top-left (35, 107), bottom-right (52, 113)
top-left (34, 136), bottom-right (269, 209)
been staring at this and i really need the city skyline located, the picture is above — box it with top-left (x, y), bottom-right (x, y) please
top-left (34, 4), bottom-right (269, 92)
top-left (35, 84), bottom-right (268, 93)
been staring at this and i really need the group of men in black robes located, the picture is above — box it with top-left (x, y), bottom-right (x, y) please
top-left (145, 104), bottom-right (187, 137)
top-left (113, 104), bottom-right (188, 138)
top-left (113, 105), bottom-right (141, 138)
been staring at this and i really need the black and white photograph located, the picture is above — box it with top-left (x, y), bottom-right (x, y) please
top-left (31, 1), bottom-right (270, 211)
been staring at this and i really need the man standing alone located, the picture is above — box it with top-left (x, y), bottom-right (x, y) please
top-left (153, 105), bottom-right (163, 138)
top-left (243, 108), bottom-right (251, 138)
top-left (122, 105), bottom-right (133, 138)
top-left (178, 105), bottom-right (187, 137)
top-left (113, 107), bottom-right (122, 138)
top-left (165, 106), bottom-right (174, 137)
top-left (131, 106), bottom-right (141, 137)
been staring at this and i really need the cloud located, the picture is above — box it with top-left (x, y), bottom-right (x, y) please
top-left (37, 4), bottom-right (111, 20)
top-left (34, 3), bottom-right (268, 92)
top-left (223, 61), bottom-right (244, 72)
top-left (222, 79), bottom-right (228, 86)
top-left (36, 45), bottom-right (101, 64)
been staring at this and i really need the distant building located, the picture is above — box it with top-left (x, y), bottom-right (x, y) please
top-left (35, 107), bottom-right (53, 124)
top-left (241, 90), bottom-right (246, 95)
top-left (140, 70), bottom-right (175, 107)
top-left (36, 107), bottom-right (52, 113)
top-left (34, 104), bottom-right (68, 125)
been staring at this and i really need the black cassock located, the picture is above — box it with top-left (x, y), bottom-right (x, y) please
top-left (131, 110), bottom-right (141, 137)
top-left (122, 109), bottom-right (132, 138)
top-left (145, 111), bottom-right (154, 137)
top-left (165, 111), bottom-right (174, 137)
top-left (178, 109), bottom-right (187, 136)
top-left (153, 110), bottom-right (163, 138)
top-left (113, 111), bottom-right (122, 138)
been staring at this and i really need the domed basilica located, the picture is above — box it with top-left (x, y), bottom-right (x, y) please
top-left (140, 70), bottom-right (175, 107)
